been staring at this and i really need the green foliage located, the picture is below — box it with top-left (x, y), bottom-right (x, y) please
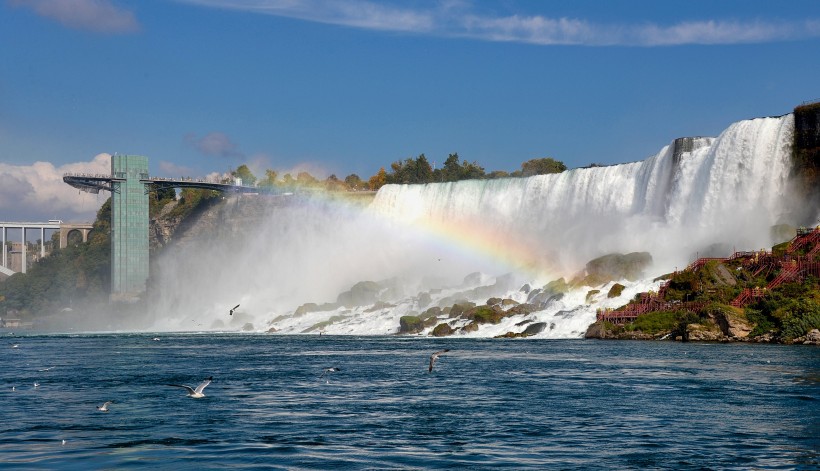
top-left (0, 200), bottom-right (112, 316)
top-left (515, 158), bottom-right (567, 177)
top-left (257, 169), bottom-right (278, 188)
top-left (232, 164), bottom-right (257, 186)
top-left (387, 154), bottom-right (434, 184)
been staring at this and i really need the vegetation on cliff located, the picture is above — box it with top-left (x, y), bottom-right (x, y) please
top-left (587, 228), bottom-right (820, 344)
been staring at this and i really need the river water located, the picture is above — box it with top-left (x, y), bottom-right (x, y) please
top-left (1, 334), bottom-right (817, 470)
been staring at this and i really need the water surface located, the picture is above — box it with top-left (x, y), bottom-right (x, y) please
top-left (1, 334), bottom-right (817, 469)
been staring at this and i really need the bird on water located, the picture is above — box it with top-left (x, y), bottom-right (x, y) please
top-left (320, 367), bottom-right (341, 378)
top-left (96, 401), bottom-right (114, 412)
top-left (167, 376), bottom-right (213, 398)
top-left (429, 349), bottom-right (450, 373)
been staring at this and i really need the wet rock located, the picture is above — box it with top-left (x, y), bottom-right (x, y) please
top-left (432, 323), bottom-right (454, 337)
top-left (607, 283), bottom-right (625, 298)
top-left (487, 297), bottom-right (503, 306)
top-left (461, 321), bottom-right (479, 333)
top-left (399, 316), bottom-right (424, 334)
top-left (337, 281), bottom-right (381, 307)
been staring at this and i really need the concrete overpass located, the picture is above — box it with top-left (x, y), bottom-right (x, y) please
top-left (0, 220), bottom-right (94, 276)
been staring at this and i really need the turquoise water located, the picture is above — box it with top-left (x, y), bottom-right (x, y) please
top-left (1, 334), bottom-right (818, 470)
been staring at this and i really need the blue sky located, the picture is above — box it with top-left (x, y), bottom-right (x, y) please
top-left (1, 0), bottom-right (820, 222)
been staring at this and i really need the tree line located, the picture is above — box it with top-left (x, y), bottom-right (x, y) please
top-left (229, 154), bottom-right (568, 192)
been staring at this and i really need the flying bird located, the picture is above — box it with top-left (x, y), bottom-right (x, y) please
top-left (96, 401), bottom-right (114, 412)
top-left (229, 304), bottom-right (240, 316)
top-left (39, 366), bottom-right (55, 372)
top-left (320, 367), bottom-right (341, 378)
top-left (428, 349), bottom-right (450, 373)
top-left (167, 376), bottom-right (212, 398)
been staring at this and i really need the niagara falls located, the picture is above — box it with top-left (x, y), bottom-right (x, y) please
top-left (2, 1), bottom-right (820, 469)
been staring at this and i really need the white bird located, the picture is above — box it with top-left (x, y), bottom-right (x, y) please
top-left (167, 376), bottom-right (212, 398)
top-left (320, 367), bottom-right (341, 378)
top-left (11, 343), bottom-right (19, 348)
top-left (96, 401), bottom-right (114, 412)
top-left (152, 337), bottom-right (161, 341)
top-left (39, 366), bottom-right (55, 372)
top-left (61, 440), bottom-right (66, 446)
top-left (428, 349), bottom-right (450, 373)
top-left (33, 382), bottom-right (40, 388)
top-left (229, 304), bottom-right (240, 316)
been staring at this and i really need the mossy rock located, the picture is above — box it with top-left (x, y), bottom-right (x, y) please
top-left (607, 283), bottom-right (625, 298)
top-left (448, 302), bottom-right (476, 318)
top-left (419, 306), bottom-right (442, 320)
top-left (303, 315), bottom-right (350, 333)
top-left (294, 302), bottom-right (340, 316)
top-left (461, 321), bottom-right (479, 333)
top-left (586, 252), bottom-right (653, 283)
top-left (336, 281), bottom-right (381, 307)
top-left (469, 305), bottom-right (506, 324)
top-left (506, 303), bottom-right (539, 316)
top-left (364, 301), bottom-right (396, 313)
top-left (487, 297), bottom-right (503, 306)
top-left (399, 315), bottom-right (424, 334)
top-left (586, 289), bottom-right (600, 303)
top-left (432, 323), bottom-right (454, 337)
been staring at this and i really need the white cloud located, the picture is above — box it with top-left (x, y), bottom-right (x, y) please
top-left (8, 0), bottom-right (140, 34)
top-left (0, 153), bottom-right (111, 222)
top-left (185, 131), bottom-right (243, 159)
top-left (174, 0), bottom-right (820, 46)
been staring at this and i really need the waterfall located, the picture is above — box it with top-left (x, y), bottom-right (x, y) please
top-left (145, 114), bottom-right (802, 336)
top-left (369, 114), bottom-right (796, 278)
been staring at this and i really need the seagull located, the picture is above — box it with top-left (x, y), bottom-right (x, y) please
top-left (39, 366), bottom-right (55, 372)
top-left (61, 440), bottom-right (66, 446)
top-left (320, 367), bottom-right (340, 378)
top-left (11, 343), bottom-right (19, 348)
top-left (428, 349), bottom-right (450, 373)
top-left (167, 376), bottom-right (212, 398)
top-left (96, 401), bottom-right (114, 412)
top-left (229, 304), bottom-right (240, 316)
top-left (33, 382), bottom-right (40, 389)
top-left (152, 337), bottom-right (161, 341)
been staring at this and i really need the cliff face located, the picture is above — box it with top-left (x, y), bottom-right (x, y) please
top-left (792, 102), bottom-right (820, 221)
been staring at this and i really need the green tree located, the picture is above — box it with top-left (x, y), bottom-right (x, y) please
top-left (296, 171), bottom-right (318, 187)
top-left (344, 174), bottom-right (364, 190)
top-left (232, 164), bottom-right (257, 186)
top-left (368, 168), bottom-right (387, 190)
top-left (518, 157), bottom-right (567, 177)
top-left (257, 169), bottom-right (278, 188)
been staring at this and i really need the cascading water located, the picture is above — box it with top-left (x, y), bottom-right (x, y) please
top-left (145, 114), bottom-right (803, 337)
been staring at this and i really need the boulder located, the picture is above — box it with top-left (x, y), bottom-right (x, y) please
top-left (713, 309), bottom-right (753, 339)
top-left (432, 323), bottom-right (454, 337)
top-left (337, 281), bottom-right (381, 307)
top-left (586, 290), bottom-right (600, 303)
top-left (487, 297), bottom-right (503, 306)
top-left (585, 252), bottom-right (653, 283)
top-left (802, 329), bottom-right (820, 345)
top-left (399, 316), bottom-right (424, 334)
top-left (460, 321), bottom-right (479, 333)
top-left (522, 322), bottom-right (547, 336)
top-left (607, 283), bottom-right (625, 298)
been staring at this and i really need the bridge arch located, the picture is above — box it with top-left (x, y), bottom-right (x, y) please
top-left (59, 224), bottom-right (94, 249)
